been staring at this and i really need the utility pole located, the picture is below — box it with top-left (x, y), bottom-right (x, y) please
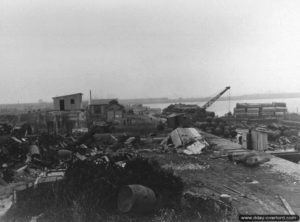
top-left (89, 90), bottom-right (92, 105)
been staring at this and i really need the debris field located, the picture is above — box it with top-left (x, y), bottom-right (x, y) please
top-left (0, 113), bottom-right (300, 221)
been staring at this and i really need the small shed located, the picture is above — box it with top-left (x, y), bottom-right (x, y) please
top-left (251, 129), bottom-right (268, 151)
top-left (53, 93), bottom-right (83, 111)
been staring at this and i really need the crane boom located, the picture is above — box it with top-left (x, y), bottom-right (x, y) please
top-left (201, 86), bottom-right (230, 110)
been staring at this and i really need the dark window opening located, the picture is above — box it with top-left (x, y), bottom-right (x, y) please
top-left (94, 105), bottom-right (101, 114)
top-left (59, 99), bottom-right (65, 111)
top-left (70, 99), bottom-right (75, 104)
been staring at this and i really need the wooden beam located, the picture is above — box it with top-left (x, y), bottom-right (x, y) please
top-left (278, 195), bottom-right (296, 215)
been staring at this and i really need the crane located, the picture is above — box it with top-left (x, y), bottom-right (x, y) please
top-left (201, 86), bottom-right (230, 110)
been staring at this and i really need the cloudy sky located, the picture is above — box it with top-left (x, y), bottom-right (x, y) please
top-left (0, 0), bottom-right (300, 103)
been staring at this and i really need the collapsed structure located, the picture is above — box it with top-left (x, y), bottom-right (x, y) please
top-left (162, 128), bottom-right (209, 155)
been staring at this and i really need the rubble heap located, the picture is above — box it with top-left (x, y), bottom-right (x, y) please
top-left (3, 154), bottom-right (184, 222)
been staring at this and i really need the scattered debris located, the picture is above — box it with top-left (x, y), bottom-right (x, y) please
top-left (183, 191), bottom-right (237, 221)
top-left (0, 107), bottom-right (299, 222)
top-left (244, 177), bottom-right (259, 184)
top-left (219, 194), bottom-right (233, 205)
top-left (162, 163), bottom-right (209, 171)
top-left (29, 213), bottom-right (44, 222)
top-left (59, 155), bottom-right (184, 219)
top-left (162, 128), bottom-right (209, 155)
top-left (223, 185), bottom-right (254, 201)
top-left (183, 141), bottom-right (207, 155)
top-left (244, 154), bottom-right (270, 167)
top-left (228, 151), bottom-right (270, 167)
top-left (0, 194), bottom-right (13, 217)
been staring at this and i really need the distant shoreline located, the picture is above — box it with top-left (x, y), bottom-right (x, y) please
top-left (120, 93), bottom-right (300, 105)
top-left (1, 93), bottom-right (300, 107)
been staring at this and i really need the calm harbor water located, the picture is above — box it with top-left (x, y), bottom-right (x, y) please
top-left (145, 97), bottom-right (300, 117)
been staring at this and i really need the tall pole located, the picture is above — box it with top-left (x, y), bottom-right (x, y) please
top-left (88, 90), bottom-right (92, 130)
top-left (89, 90), bottom-right (92, 105)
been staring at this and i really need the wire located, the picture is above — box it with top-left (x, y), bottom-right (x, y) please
top-left (228, 89), bottom-right (231, 114)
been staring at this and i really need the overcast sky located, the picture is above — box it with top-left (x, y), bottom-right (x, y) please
top-left (0, 0), bottom-right (300, 103)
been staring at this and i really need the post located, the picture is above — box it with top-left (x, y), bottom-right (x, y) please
top-left (89, 90), bottom-right (92, 105)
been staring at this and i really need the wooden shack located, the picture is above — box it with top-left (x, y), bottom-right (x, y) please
top-left (52, 93), bottom-right (83, 111)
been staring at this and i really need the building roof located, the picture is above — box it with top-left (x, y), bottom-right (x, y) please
top-left (91, 99), bottom-right (118, 105)
top-left (52, 93), bottom-right (83, 99)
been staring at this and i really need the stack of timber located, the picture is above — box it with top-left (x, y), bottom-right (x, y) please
top-left (234, 102), bottom-right (287, 120)
top-left (234, 107), bottom-right (247, 118)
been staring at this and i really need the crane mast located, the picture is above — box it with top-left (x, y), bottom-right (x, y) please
top-left (201, 86), bottom-right (230, 110)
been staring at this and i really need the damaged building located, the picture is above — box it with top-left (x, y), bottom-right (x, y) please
top-left (87, 99), bottom-right (125, 126)
top-left (47, 93), bottom-right (87, 134)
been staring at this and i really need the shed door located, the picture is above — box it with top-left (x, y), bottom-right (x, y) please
top-left (59, 99), bottom-right (65, 111)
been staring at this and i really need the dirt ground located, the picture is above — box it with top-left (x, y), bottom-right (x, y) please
top-left (141, 132), bottom-right (300, 217)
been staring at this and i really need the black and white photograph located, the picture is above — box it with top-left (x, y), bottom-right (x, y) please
top-left (0, 0), bottom-right (300, 221)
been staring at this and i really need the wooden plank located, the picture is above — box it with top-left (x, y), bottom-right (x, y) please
top-left (223, 185), bottom-right (243, 196)
top-left (223, 185), bottom-right (255, 201)
top-left (278, 195), bottom-right (296, 215)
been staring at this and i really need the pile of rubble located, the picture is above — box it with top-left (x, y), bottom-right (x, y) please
top-left (0, 123), bottom-right (247, 221)
top-left (0, 128), bottom-right (151, 185)
top-left (195, 117), bottom-right (237, 138)
top-left (0, 131), bottom-right (113, 184)
top-left (2, 153), bottom-right (184, 221)
top-left (0, 124), bottom-right (187, 220)
top-left (252, 123), bottom-right (300, 151)
top-left (61, 155), bottom-right (184, 212)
